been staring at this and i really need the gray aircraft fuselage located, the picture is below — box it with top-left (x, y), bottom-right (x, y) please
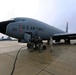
top-left (0, 18), bottom-right (65, 43)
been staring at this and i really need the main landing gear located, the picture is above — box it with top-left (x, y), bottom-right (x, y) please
top-left (27, 42), bottom-right (46, 53)
top-left (65, 39), bottom-right (70, 44)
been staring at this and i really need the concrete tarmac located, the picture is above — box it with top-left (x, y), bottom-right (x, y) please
top-left (0, 41), bottom-right (76, 75)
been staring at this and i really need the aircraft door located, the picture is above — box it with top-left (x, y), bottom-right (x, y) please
top-left (24, 33), bottom-right (31, 43)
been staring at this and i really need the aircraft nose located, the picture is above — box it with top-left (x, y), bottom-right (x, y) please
top-left (0, 20), bottom-right (14, 34)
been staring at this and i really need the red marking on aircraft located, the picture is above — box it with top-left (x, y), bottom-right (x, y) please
top-left (19, 25), bottom-right (22, 34)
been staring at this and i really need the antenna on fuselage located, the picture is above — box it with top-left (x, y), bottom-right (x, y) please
top-left (66, 22), bottom-right (68, 33)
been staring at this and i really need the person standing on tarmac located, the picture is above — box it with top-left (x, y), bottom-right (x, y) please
top-left (30, 36), bottom-right (35, 52)
top-left (33, 37), bottom-right (38, 50)
top-left (50, 37), bottom-right (53, 52)
top-left (38, 36), bottom-right (43, 53)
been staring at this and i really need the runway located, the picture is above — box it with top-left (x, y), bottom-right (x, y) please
top-left (0, 41), bottom-right (76, 75)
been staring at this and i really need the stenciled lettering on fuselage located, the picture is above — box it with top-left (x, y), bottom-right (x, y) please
top-left (21, 25), bottom-right (44, 32)
top-left (12, 28), bottom-right (17, 31)
top-left (12, 25), bottom-right (44, 32)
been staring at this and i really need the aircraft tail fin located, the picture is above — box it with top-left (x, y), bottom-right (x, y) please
top-left (66, 22), bottom-right (68, 33)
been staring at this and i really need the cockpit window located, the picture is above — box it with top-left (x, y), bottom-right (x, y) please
top-left (10, 18), bottom-right (15, 20)
top-left (10, 18), bottom-right (26, 21)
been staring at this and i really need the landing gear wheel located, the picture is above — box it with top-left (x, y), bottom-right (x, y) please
top-left (27, 43), bottom-right (31, 49)
top-left (65, 39), bottom-right (70, 44)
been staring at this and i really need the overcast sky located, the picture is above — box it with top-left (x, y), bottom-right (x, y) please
top-left (0, 0), bottom-right (76, 37)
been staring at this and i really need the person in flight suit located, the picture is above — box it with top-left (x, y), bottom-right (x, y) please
top-left (30, 36), bottom-right (35, 52)
top-left (50, 37), bottom-right (53, 52)
top-left (37, 36), bottom-right (43, 53)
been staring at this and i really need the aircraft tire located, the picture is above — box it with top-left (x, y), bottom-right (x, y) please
top-left (27, 43), bottom-right (31, 49)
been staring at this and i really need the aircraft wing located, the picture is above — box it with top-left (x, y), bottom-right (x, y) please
top-left (53, 33), bottom-right (76, 40)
